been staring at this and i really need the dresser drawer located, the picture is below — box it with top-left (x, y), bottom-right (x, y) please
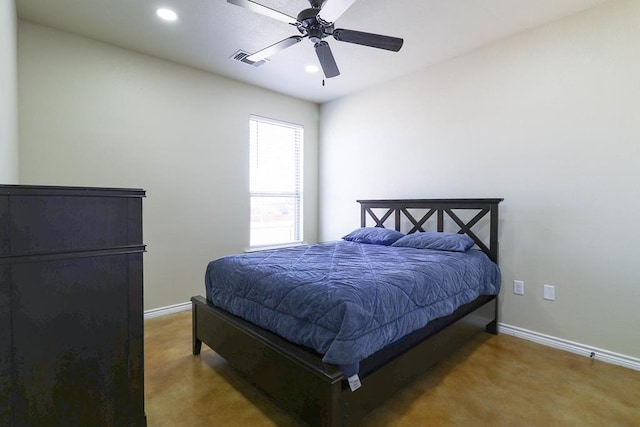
top-left (0, 186), bottom-right (143, 256)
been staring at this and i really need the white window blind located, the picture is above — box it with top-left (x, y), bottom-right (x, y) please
top-left (249, 115), bottom-right (303, 248)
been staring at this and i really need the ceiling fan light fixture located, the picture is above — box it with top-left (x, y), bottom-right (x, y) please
top-left (305, 65), bottom-right (319, 73)
top-left (156, 8), bottom-right (178, 22)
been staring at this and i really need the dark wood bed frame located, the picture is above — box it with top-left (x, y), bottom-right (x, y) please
top-left (192, 198), bottom-right (503, 426)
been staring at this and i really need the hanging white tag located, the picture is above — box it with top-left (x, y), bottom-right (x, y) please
top-left (347, 374), bottom-right (361, 392)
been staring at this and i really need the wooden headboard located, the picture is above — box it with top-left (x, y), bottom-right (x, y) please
top-left (358, 198), bottom-right (503, 263)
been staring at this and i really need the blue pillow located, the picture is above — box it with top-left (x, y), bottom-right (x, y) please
top-left (342, 227), bottom-right (405, 246)
top-left (391, 232), bottom-right (475, 252)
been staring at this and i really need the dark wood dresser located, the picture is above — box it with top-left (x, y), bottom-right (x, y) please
top-left (0, 185), bottom-right (147, 427)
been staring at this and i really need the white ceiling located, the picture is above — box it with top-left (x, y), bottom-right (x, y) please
top-left (15, 0), bottom-right (611, 103)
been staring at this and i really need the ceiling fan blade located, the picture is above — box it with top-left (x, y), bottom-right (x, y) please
top-left (317, 0), bottom-right (357, 25)
top-left (247, 36), bottom-right (304, 62)
top-left (315, 41), bottom-right (340, 78)
top-left (227, 0), bottom-right (298, 25)
top-left (333, 28), bottom-right (404, 52)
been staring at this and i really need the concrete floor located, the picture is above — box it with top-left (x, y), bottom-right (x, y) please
top-left (144, 311), bottom-right (640, 426)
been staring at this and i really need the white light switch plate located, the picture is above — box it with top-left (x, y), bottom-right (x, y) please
top-left (544, 284), bottom-right (555, 301)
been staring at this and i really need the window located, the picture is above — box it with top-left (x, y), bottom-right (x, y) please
top-left (249, 116), bottom-right (303, 248)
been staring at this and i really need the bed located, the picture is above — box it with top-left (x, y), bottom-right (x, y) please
top-left (192, 198), bottom-right (503, 426)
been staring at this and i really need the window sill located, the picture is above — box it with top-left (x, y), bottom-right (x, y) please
top-left (245, 242), bottom-right (306, 253)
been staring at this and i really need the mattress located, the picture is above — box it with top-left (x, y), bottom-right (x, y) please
top-left (205, 240), bottom-right (501, 375)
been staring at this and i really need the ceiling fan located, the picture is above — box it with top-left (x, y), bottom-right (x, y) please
top-left (227, 0), bottom-right (404, 78)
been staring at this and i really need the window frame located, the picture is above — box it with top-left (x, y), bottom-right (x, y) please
top-left (249, 115), bottom-right (304, 250)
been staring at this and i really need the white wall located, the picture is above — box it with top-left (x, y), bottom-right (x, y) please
top-left (319, 0), bottom-right (640, 358)
top-left (0, 0), bottom-right (18, 183)
top-left (18, 21), bottom-right (319, 310)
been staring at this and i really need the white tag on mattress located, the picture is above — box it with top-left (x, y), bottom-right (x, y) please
top-left (347, 374), bottom-right (362, 392)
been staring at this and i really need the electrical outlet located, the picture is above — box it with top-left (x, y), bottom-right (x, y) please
top-left (513, 280), bottom-right (524, 295)
top-left (544, 284), bottom-right (555, 301)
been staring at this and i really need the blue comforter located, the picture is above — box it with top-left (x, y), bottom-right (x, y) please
top-left (205, 241), bottom-right (500, 374)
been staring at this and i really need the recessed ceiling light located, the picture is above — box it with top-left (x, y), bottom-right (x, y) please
top-left (156, 8), bottom-right (178, 22)
top-left (305, 65), bottom-right (319, 73)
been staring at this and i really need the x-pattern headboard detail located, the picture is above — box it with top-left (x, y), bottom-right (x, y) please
top-left (358, 199), bottom-right (504, 263)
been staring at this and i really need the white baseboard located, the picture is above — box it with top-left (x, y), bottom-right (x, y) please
top-left (144, 301), bottom-right (191, 320)
top-left (142, 305), bottom-right (640, 372)
top-left (498, 323), bottom-right (640, 372)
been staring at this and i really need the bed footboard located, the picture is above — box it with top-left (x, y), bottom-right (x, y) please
top-left (192, 295), bottom-right (345, 426)
top-left (192, 294), bottom-right (497, 427)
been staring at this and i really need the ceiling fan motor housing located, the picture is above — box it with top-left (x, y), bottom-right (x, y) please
top-left (297, 8), bottom-right (333, 43)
